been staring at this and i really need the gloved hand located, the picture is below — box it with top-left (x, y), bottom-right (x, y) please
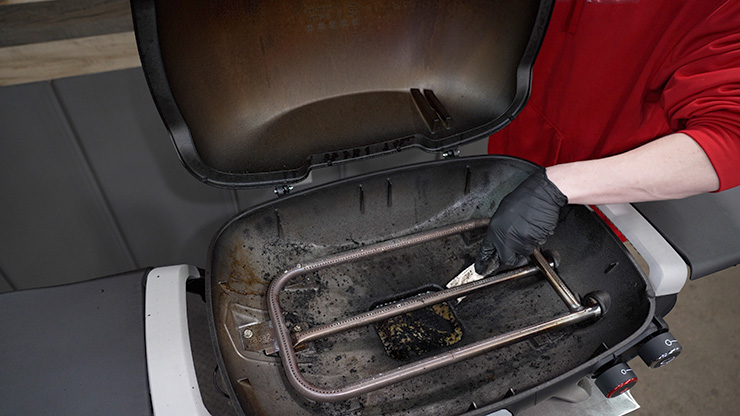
top-left (474, 167), bottom-right (568, 274)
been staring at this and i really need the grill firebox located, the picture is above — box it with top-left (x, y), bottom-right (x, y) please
top-left (207, 157), bottom-right (653, 415)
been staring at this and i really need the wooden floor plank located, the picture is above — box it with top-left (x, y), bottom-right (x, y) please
top-left (0, 0), bottom-right (132, 48)
top-left (0, 0), bottom-right (55, 5)
top-left (0, 31), bottom-right (141, 86)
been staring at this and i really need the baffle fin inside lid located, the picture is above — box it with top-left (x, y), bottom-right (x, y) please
top-left (132, 0), bottom-right (554, 188)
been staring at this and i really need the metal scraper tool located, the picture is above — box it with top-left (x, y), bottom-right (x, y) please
top-left (446, 263), bottom-right (485, 289)
top-left (446, 263), bottom-right (485, 303)
top-left (446, 254), bottom-right (500, 303)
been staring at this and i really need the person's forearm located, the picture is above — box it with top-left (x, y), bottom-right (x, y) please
top-left (545, 133), bottom-right (720, 205)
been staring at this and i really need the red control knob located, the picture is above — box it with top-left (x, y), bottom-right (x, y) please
top-left (595, 363), bottom-right (638, 398)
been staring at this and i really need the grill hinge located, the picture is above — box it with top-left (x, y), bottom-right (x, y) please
top-left (442, 148), bottom-right (460, 158)
top-left (274, 185), bottom-right (294, 197)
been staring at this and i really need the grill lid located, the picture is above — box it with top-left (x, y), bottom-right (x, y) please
top-left (132, 0), bottom-right (553, 188)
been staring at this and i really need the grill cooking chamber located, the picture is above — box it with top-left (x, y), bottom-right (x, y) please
top-left (207, 157), bottom-right (654, 415)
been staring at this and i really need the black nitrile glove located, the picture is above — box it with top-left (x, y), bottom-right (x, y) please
top-left (475, 168), bottom-right (568, 274)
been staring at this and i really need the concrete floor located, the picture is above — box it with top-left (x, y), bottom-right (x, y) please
top-left (630, 265), bottom-right (740, 416)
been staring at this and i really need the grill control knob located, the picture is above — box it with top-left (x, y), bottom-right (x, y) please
top-left (595, 363), bottom-right (638, 398)
top-left (639, 332), bottom-right (682, 368)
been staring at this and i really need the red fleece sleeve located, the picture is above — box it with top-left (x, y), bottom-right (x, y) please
top-left (660, 1), bottom-right (740, 191)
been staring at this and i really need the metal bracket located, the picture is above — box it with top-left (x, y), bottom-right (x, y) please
top-left (239, 321), bottom-right (279, 355)
top-left (442, 148), bottom-right (460, 158)
top-left (274, 185), bottom-right (294, 197)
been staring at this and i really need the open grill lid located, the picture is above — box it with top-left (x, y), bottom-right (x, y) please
top-left (132, 0), bottom-right (553, 188)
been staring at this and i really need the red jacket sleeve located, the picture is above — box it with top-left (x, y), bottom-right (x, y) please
top-left (659, 0), bottom-right (740, 191)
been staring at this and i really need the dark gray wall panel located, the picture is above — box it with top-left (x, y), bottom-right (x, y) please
top-left (52, 68), bottom-right (237, 270)
top-left (0, 82), bottom-right (134, 289)
top-left (0, 269), bottom-right (13, 294)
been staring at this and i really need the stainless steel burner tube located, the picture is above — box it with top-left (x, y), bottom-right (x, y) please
top-left (301, 306), bottom-right (600, 402)
top-left (292, 260), bottom-right (554, 348)
top-left (266, 219), bottom-right (602, 402)
top-left (532, 248), bottom-right (583, 312)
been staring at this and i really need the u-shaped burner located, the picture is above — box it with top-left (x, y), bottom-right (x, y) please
top-left (265, 219), bottom-right (608, 402)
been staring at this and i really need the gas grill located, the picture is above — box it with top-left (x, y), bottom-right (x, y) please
top-left (130, 0), bottom-right (663, 413)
